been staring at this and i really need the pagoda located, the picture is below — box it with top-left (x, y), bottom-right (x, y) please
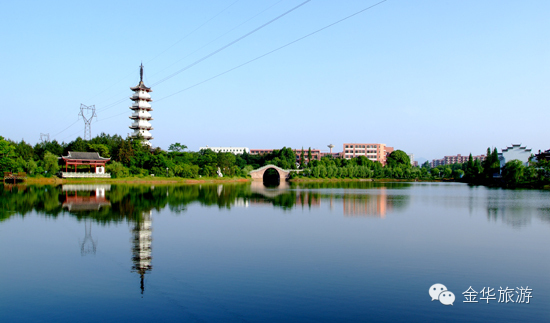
top-left (129, 63), bottom-right (153, 146)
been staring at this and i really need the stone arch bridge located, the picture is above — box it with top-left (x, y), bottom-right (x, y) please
top-left (249, 164), bottom-right (300, 181)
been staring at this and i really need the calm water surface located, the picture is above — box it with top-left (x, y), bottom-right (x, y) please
top-left (1, 181), bottom-right (549, 322)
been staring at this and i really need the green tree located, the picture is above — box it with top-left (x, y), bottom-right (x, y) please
top-left (421, 161), bottom-right (431, 169)
top-left (168, 143), bottom-right (187, 152)
top-left (14, 140), bottom-right (34, 161)
top-left (66, 137), bottom-right (88, 153)
top-left (107, 161), bottom-right (130, 178)
top-left (453, 169), bottom-right (464, 179)
top-left (386, 150), bottom-right (411, 168)
top-left (88, 143), bottom-right (110, 157)
top-left (117, 138), bottom-right (135, 165)
top-left (43, 151), bottom-right (60, 176)
top-left (482, 147), bottom-right (501, 179)
top-left (0, 136), bottom-right (16, 173)
top-left (502, 160), bottom-right (524, 186)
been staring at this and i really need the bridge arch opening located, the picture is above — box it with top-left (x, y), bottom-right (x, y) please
top-left (263, 168), bottom-right (280, 186)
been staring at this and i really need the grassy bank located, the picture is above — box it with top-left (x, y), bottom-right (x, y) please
top-left (21, 176), bottom-right (251, 185)
top-left (289, 177), bottom-right (444, 183)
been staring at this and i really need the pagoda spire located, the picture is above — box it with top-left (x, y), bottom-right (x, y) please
top-left (129, 63), bottom-right (153, 146)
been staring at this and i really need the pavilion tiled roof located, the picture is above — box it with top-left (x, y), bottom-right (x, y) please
top-left (63, 151), bottom-right (110, 160)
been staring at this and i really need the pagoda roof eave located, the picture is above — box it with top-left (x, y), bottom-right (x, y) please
top-left (130, 97), bottom-right (153, 102)
top-left (129, 107), bottom-right (153, 111)
top-left (130, 81), bottom-right (152, 92)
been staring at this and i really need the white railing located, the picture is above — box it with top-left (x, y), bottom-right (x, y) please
top-left (61, 172), bottom-right (111, 178)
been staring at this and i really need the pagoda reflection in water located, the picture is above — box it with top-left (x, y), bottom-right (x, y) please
top-left (131, 210), bottom-right (153, 294)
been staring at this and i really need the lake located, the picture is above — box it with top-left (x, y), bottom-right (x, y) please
top-left (0, 181), bottom-right (549, 322)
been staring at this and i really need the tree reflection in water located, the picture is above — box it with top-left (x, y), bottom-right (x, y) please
top-left (2, 181), bottom-right (549, 295)
top-left (0, 182), bottom-right (413, 223)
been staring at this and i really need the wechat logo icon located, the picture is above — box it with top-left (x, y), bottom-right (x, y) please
top-left (429, 283), bottom-right (455, 306)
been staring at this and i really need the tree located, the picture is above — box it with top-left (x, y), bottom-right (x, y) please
top-left (386, 150), bottom-right (411, 168)
top-left (0, 136), bottom-right (16, 173)
top-left (308, 147), bottom-right (312, 167)
top-left (117, 139), bottom-right (135, 165)
top-left (43, 151), bottom-right (60, 176)
top-left (464, 153), bottom-right (476, 179)
top-left (168, 143), bottom-right (187, 152)
top-left (88, 143), bottom-right (110, 157)
top-left (453, 169), bottom-right (464, 179)
top-left (300, 148), bottom-right (305, 168)
top-left (107, 161), bottom-right (129, 178)
top-left (217, 152), bottom-right (236, 173)
top-left (66, 137), bottom-right (88, 153)
top-left (421, 161), bottom-right (431, 169)
top-left (14, 140), bottom-right (34, 161)
top-left (502, 160), bottom-right (524, 186)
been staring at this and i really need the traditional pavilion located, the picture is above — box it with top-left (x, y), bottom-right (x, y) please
top-left (129, 63), bottom-right (154, 146)
top-left (60, 151), bottom-right (110, 177)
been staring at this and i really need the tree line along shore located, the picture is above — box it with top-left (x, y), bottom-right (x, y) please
top-left (1, 133), bottom-right (549, 189)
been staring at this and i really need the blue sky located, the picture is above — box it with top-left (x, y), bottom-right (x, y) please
top-left (2, 0), bottom-right (548, 161)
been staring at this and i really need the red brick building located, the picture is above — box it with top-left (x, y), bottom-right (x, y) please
top-left (342, 143), bottom-right (392, 165)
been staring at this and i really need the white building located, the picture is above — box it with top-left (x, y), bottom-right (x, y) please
top-left (199, 146), bottom-right (250, 155)
top-left (498, 144), bottom-right (532, 168)
top-left (129, 63), bottom-right (154, 146)
top-left (407, 153), bottom-right (414, 166)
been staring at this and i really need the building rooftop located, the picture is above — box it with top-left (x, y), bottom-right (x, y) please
top-left (62, 151), bottom-right (110, 161)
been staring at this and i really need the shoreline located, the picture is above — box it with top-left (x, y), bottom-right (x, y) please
top-left (7, 177), bottom-right (547, 189)
top-left (12, 176), bottom-right (442, 186)
top-left (18, 177), bottom-right (252, 186)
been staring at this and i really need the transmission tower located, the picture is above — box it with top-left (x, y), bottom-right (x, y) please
top-left (40, 133), bottom-right (50, 142)
top-left (79, 104), bottom-right (97, 140)
top-left (80, 219), bottom-right (97, 256)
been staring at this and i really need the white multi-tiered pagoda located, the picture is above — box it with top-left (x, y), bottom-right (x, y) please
top-left (129, 63), bottom-right (153, 146)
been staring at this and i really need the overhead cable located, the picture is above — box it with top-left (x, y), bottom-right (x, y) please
top-left (151, 0), bottom-right (311, 87)
top-left (156, 0), bottom-right (388, 102)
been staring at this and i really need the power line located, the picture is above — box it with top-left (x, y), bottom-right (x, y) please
top-left (148, 0), bottom-right (284, 80)
top-left (146, 0), bottom-right (241, 65)
top-left (84, 2), bottom-right (242, 108)
top-left (97, 97), bottom-right (127, 112)
top-left (59, 0), bottom-right (388, 139)
top-left (151, 0), bottom-right (311, 87)
top-left (156, 0), bottom-right (388, 102)
top-left (61, 128), bottom-right (86, 142)
top-left (51, 119), bottom-right (80, 138)
top-left (96, 1), bottom-right (289, 114)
